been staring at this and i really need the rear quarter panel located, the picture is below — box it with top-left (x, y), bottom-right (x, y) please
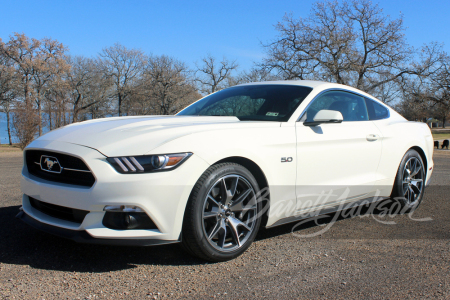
top-left (372, 116), bottom-right (433, 195)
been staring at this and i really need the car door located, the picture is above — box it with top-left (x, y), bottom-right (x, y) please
top-left (295, 90), bottom-right (382, 212)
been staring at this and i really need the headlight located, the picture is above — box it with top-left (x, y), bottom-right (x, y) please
top-left (107, 153), bottom-right (192, 173)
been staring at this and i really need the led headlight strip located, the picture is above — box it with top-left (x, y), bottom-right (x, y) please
top-left (107, 153), bottom-right (192, 173)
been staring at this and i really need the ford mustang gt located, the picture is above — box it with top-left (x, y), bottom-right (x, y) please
top-left (17, 81), bottom-right (434, 261)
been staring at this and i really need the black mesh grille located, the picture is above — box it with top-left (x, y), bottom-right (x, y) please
top-left (29, 197), bottom-right (89, 224)
top-left (25, 150), bottom-right (95, 187)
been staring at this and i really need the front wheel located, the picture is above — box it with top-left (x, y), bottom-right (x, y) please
top-left (182, 163), bottom-right (262, 262)
top-left (391, 149), bottom-right (426, 213)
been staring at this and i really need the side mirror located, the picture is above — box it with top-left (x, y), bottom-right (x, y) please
top-left (303, 110), bottom-right (343, 126)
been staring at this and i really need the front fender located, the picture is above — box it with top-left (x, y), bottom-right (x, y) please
top-left (150, 125), bottom-right (299, 227)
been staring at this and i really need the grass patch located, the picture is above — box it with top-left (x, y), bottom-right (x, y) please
top-left (432, 133), bottom-right (450, 141)
top-left (0, 144), bottom-right (22, 152)
top-left (431, 129), bottom-right (450, 141)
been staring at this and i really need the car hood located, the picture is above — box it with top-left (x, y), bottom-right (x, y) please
top-left (35, 115), bottom-right (277, 156)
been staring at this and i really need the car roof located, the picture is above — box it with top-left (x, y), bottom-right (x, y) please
top-left (237, 80), bottom-right (382, 102)
top-left (238, 80), bottom-right (328, 89)
top-left (238, 80), bottom-right (407, 122)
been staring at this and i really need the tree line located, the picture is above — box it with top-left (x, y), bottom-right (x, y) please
top-left (1, 0), bottom-right (449, 149)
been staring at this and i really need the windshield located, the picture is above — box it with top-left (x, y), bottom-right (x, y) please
top-left (177, 84), bottom-right (313, 121)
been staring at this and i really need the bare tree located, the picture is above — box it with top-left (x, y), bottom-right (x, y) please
top-left (0, 33), bottom-right (41, 146)
top-left (262, 0), bottom-right (443, 92)
top-left (397, 77), bottom-right (432, 122)
top-left (0, 33), bottom-right (69, 137)
top-left (369, 72), bottom-right (402, 104)
top-left (430, 55), bottom-right (450, 127)
top-left (31, 37), bottom-right (69, 135)
top-left (0, 33), bottom-right (38, 108)
top-left (65, 56), bottom-right (112, 122)
top-left (138, 55), bottom-right (200, 115)
top-left (0, 51), bottom-right (16, 144)
top-left (100, 43), bottom-right (145, 116)
top-left (236, 67), bottom-right (282, 84)
top-left (405, 53), bottom-right (450, 126)
top-left (12, 101), bottom-right (39, 149)
top-left (195, 55), bottom-right (238, 94)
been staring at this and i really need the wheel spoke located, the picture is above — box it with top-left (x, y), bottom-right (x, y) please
top-left (203, 211), bottom-right (217, 219)
top-left (410, 183), bottom-right (420, 194)
top-left (227, 222), bottom-right (241, 247)
top-left (404, 190), bottom-right (411, 202)
top-left (211, 187), bottom-right (220, 198)
top-left (229, 189), bottom-right (253, 212)
top-left (228, 215), bottom-right (251, 232)
top-left (208, 221), bottom-right (221, 240)
top-left (208, 218), bottom-right (226, 241)
top-left (405, 188), bottom-right (410, 202)
top-left (411, 162), bottom-right (421, 176)
top-left (221, 177), bottom-right (238, 206)
top-left (408, 186), bottom-right (415, 203)
top-left (228, 176), bottom-right (238, 200)
top-left (207, 195), bottom-right (221, 207)
top-left (219, 178), bottom-right (228, 204)
top-left (411, 159), bottom-right (417, 175)
top-left (217, 221), bottom-right (227, 247)
top-left (403, 168), bottom-right (410, 182)
top-left (402, 181), bottom-right (409, 190)
top-left (403, 187), bottom-right (409, 196)
top-left (405, 167), bottom-right (411, 176)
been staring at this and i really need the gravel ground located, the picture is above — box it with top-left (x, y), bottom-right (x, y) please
top-left (0, 149), bottom-right (449, 299)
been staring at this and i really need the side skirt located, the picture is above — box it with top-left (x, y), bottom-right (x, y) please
top-left (266, 196), bottom-right (389, 228)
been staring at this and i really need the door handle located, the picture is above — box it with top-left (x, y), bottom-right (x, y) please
top-left (366, 134), bottom-right (379, 141)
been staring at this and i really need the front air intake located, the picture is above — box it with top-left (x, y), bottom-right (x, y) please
top-left (28, 197), bottom-right (89, 224)
top-left (25, 150), bottom-right (96, 187)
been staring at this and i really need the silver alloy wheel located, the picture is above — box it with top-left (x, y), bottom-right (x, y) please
top-left (202, 175), bottom-right (258, 252)
top-left (402, 157), bottom-right (424, 204)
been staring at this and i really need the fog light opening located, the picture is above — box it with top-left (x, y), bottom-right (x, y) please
top-left (103, 205), bottom-right (144, 213)
top-left (102, 208), bottom-right (158, 230)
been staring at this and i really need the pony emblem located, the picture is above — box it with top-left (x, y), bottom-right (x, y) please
top-left (40, 155), bottom-right (62, 173)
top-left (44, 158), bottom-right (56, 170)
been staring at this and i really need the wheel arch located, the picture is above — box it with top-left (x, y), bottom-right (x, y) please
top-left (390, 145), bottom-right (428, 198)
top-left (410, 146), bottom-right (428, 177)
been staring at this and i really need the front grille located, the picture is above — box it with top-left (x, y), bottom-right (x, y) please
top-left (28, 197), bottom-right (89, 224)
top-left (25, 150), bottom-right (95, 187)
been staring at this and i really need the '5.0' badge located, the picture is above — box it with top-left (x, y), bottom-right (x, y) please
top-left (281, 157), bottom-right (293, 163)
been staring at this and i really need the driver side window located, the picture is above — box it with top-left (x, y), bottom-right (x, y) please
top-left (200, 96), bottom-right (265, 116)
top-left (305, 91), bottom-right (369, 122)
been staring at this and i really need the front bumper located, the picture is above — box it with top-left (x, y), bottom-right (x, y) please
top-left (16, 210), bottom-right (179, 246)
top-left (20, 140), bottom-right (210, 244)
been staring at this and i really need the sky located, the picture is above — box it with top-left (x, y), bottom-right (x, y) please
top-left (1, 0), bottom-right (450, 72)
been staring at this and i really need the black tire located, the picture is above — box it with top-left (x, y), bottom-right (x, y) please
top-left (181, 163), bottom-right (262, 262)
top-left (390, 149), bottom-right (426, 213)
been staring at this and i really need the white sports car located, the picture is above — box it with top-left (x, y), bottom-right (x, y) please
top-left (18, 81), bottom-right (434, 261)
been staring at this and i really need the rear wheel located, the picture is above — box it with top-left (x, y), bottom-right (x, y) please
top-left (182, 163), bottom-right (262, 262)
top-left (391, 149), bottom-right (425, 213)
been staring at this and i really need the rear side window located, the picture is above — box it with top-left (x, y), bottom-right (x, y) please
top-left (365, 98), bottom-right (389, 120)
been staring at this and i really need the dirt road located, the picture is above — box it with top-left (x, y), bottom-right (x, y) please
top-left (0, 150), bottom-right (449, 299)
